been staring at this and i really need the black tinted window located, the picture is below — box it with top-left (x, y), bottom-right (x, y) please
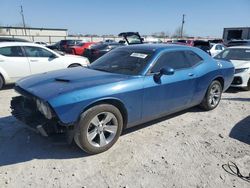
top-left (151, 51), bottom-right (190, 72)
top-left (92, 44), bottom-right (108, 50)
top-left (215, 48), bottom-right (250, 61)
top-left (215, 45), bottom-right (223, 50)
top-left (0, 46), bottom-right (24, 57)
top-left (184, 51), bottom-right (203, 66)
top-left (24, 46), bottom-right (54, 57)
top-left (193, 41), bottom-right (210, 46)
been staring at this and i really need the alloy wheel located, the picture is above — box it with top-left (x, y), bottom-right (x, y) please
top-left (87, 112), bottom-right (118, 147)
top-left (208, 83), bottom-right (221, 107)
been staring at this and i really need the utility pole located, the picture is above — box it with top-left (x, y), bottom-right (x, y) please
top-left (20, 5), bottom-right (27, 35)
top-left (180, 14), bottom-right (185, 38)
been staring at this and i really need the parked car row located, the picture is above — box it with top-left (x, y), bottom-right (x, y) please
top-left (82, 32), bottom-right (144, 62)
top-left (1, 32), bottom-right (250, 91)
top-left (46, 39), bottom-right (83, 52)
top-left (65, 42), bottom-right (96, 55)
top-left (166, 39), bottom-right (225, 56)
top-left (1, 30), bottom-right (250, 154)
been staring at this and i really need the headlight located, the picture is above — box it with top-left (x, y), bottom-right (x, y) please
top-left (36, 99), bottom-right (53, 119)
top-left (235, 68), bottom-right (249, 74)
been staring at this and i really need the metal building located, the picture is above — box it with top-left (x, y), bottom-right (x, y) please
top-left (0, 26), bottom-right (68, 37)
top-left (223, 27), bottom-right (250, 43)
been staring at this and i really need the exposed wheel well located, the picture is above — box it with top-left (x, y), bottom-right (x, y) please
top-left (68, 63), bottom-right (82, 68)
top-left (83, 99), bottom-right (128, 129)
top-left (213, 77), bottom-right (224, 89)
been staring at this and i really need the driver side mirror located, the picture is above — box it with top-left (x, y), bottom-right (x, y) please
top-left (160, 67), bottom-right (175, 75)
top-left (153, 66), bottom-right (175, 83)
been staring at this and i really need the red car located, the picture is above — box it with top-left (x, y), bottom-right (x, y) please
top-left (66, 42), bottom-right (96, 55)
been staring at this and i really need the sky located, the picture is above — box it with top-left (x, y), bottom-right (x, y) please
top-left (0, 0), bottom-right (250, 37)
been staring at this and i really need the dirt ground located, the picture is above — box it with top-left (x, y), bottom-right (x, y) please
top-left (0, 86), bottom-right (249, 188)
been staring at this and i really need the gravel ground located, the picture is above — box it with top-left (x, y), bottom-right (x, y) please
top-left (0, 86), bottom-right (249, 188)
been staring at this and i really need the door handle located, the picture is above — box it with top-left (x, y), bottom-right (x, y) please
top-left (188, 73), bottom-right (194, 77)
top-left (30, 59), bottom-right (38, 62)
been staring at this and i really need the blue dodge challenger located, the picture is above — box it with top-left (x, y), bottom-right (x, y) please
top-left (11, 44), bottom-right (234, 154)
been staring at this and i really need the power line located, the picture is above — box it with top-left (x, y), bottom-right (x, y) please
top-left (20, 5), bottom-right (27, 35)
top-left (180, 14), bottom-right (185, 38)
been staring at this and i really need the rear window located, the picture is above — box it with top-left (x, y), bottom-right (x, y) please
top-left (215, 48), bottom-right (250, 61)
top-left (227, 41), bottom-right (250, 46)
top-left (193, 41), bottom-right (210, 46)
top-left (66, 40), bottom-right (76, 45)
top-left (229, 41), bottom-right (247, 44)
top-left (76, 42), bottom-right (85, 46)
top-left (177, 40), bottom-right (187, 43)
top-left (61, 40), bottom-right (80, 45)
top-left (91, 44), bottom-right (108, 50)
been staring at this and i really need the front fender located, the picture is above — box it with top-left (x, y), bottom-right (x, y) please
top-left (48, 78), bottom-right (144, 125)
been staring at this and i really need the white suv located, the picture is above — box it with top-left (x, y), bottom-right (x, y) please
top-left (0, 42), bottom-right (90, 89)
top-left (214, 46), bottom-right (250, 90)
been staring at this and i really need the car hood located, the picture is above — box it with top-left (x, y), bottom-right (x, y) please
top-left (230, 60), bottom-right (250, 69)
top-left (16, 67), bottom-right (131, 100)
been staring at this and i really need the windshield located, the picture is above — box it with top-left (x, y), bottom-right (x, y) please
top-left (215, 48), bottom-right (250, 61)
top-left (89, 49), bottom-right (153, 75)
top-left (126, 35), bottom-right (142, 44)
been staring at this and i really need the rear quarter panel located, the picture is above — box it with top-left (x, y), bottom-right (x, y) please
top-left (190, 48), bottom-right (234, 105)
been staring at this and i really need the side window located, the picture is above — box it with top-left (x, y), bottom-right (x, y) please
top-left (151, 51), bottom-right (190, 73)
top-left (184, 51), bottom-right (203, 67)
top-left (215, 45), bottom-right (223, 50)
top-left (0, 46), bottom-right (24, 57)
top-left (24, 46), bottom-right (54, 57)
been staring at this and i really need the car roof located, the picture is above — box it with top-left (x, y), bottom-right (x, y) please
top-left (119, 43), bottom-right (194, 52)
top-left (228, 46), bottom-right (250, 49)
top-left (229, 39), bottom-right (250, 42)
top-left (0, 42), bottom-right (44, 47)
top-left (0, 37), bottom-right (30, 42)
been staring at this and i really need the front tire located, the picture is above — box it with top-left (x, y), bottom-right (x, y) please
top-left (74, 104), bottom-right (123, 154)
top-left (200, 80), bottom-right (222, 110)
top-left (0, 75), bottom-right (4, 90)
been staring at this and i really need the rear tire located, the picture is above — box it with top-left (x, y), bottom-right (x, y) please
top-left (74, 104), bottom-right (123, 154)
top-left (0, 75), bottom-right (4, 90)
top-left (200, 80), bottom-right (222, 111)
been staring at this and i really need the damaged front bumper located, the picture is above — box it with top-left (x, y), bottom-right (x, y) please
top-left (10, 95), bottom-right (74, 141)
